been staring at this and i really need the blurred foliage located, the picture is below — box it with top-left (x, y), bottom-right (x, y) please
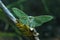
top-left (0, 32), bottom-right (16, 37)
